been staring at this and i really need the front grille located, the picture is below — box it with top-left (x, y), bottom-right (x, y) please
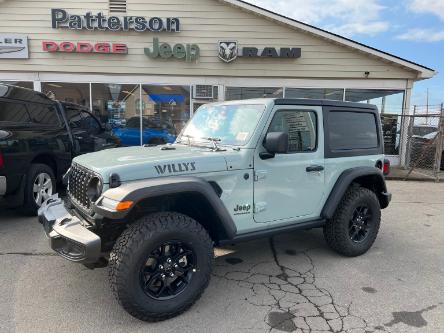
top-left (68, 163), bottom-right (95, 212)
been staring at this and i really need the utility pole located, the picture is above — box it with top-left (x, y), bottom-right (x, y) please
top-left (434, 103), bottom-right (444, 182)
top-left (426, 88), bottom-right (429, 116)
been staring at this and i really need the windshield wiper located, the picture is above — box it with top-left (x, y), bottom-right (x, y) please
top-left (177, 134), bottom-right (194, 146)
top-left (178, 135), bottom-right (224, 151)
top-left (201, 137), bottom-right (222, 151)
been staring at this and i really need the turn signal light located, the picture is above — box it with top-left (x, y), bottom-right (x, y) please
top-left (116, 201), bottom-right (134, 211)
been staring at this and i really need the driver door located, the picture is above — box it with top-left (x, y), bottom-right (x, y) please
top-left (253, 106), bottom-right (325, 223)
top-left (64, 108), bottom-right (104, 156)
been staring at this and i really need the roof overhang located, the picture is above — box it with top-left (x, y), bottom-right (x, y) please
top-left (219, 0), bottom-right (436, 80)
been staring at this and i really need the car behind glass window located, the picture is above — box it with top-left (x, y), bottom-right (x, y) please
top-left (268, 110), bottom-right (317, 153)
top-left (0, 101), bottom-right (31, 123)
top-left (328, 111), bottom-right (378, 150)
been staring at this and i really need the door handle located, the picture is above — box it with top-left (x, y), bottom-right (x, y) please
top-left (306, 165), bottom-right (324, 172)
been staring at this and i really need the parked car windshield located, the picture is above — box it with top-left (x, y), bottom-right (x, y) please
top-left (179, 104), bottom-right (266, 146)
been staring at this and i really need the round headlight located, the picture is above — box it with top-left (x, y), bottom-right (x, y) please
top-left (86, 177), bottom-right (103, 203)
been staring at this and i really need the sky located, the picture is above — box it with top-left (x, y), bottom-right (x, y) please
top-left (247, 0), bottom-right (444, 107)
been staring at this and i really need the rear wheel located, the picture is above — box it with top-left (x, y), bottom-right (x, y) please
top-left (323, 186), bottom-right (381, 257)
top-left (109, 212), bottom-right (213, 322)
top-left (23, 164), bottom-right (56, 215)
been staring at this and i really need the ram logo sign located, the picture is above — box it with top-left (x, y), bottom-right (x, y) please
top-left (0, 35), bottom-right (29, 59)
top-left (218, 41), bottom-right (238, 63)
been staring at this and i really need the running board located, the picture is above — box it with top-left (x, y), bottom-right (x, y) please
top-left (218, 219), bottom-right (326, 245)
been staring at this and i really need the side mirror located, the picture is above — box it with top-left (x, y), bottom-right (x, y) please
top-left (261, 132), bottom-right (288, 159)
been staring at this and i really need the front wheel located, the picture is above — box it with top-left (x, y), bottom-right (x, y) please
top-left (323, 186), bottom-right (381, 257)
top-left (23, 164), bottom-right (56, 215)
top-left (109, 212), bottom-right (214, 322)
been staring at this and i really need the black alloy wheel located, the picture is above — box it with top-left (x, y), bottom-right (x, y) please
top-left (140, 241), bottom-right (196, 300)
top-left (109, 212), bottom-right (214, 322)
top-left (349, 206), bottom-right (372, 243)
top-left (323, 186), bottom-right (381, 257)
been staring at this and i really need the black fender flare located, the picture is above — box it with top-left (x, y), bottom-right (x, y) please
top-left (321, 167), bottom-right (391, 220)
top-left (94, 176), bottom-right (237, 240)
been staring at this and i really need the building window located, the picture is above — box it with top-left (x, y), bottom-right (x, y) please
top-left (41, 82), bottom-right (90, 108)
top-left (141, 85), bottom-right (190, 145)
top-left (285, 88), bottom-right (344, 101)
top-left (92, 83), bottom-right (140, 146)
top-left (345, 89), bottom-right (405, 115)
top-left (225, 87), bottom-right (283, 101)
top-left (1, 81), bottom-right (34, 90)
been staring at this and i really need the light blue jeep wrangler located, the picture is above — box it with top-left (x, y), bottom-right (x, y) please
top-left (39, 98), bottom-right (391, 321)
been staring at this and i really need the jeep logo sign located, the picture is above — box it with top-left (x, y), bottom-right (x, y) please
top-left (145, 38), bottom-right (199, 62)
top-left (0, 35), bottom-right (29, 59)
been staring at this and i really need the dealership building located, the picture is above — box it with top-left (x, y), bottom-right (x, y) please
top-left (0, 0), bottom-right (435, 165)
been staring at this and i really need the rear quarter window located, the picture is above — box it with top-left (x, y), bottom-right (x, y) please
top-left (324, 108), bottom-right (383, 158)
top-left (27, 103), bottom-right (60, 126)
top-left (0, 100), bottom-right (31, 123)
top-left (328, 111), bottom-right (378, 150)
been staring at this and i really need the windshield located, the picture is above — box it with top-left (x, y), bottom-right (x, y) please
top-left (179, 104), bottom-right (266, 146)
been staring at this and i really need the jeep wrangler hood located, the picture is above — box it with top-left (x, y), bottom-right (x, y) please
top-left (73, 145), bottom-right (237, 183)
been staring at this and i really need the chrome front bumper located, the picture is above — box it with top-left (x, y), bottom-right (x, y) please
top-left (38, 195), bottom-right (101, 264)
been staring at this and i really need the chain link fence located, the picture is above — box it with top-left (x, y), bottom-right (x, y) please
top-left (399, 105), bottom-right (444, 182)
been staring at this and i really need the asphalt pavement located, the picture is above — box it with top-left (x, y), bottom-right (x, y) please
top-left (0, 180), bottom-right (443, 333)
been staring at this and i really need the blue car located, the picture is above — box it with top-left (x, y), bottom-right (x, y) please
top-left (112, 117), bottom-right (176, 146)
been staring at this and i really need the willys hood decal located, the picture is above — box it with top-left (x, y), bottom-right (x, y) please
top-left (73, 145), bottom-right (237, 183)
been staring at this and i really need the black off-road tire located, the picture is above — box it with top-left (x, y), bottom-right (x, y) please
top-left (23, 163), bottom-right (56, 216)
top-left (108, 212), bottom-right (214, 322)
top-left (323, 185), bottom-right (381, 257)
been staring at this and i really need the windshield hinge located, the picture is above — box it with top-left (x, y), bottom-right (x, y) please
top-left (254, 170), bottom-right (267, 181)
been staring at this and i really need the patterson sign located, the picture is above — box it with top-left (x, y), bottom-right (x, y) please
top-left (51, 9), bottom-right (180, 33)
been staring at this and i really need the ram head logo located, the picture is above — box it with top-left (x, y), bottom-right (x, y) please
top-left (218, 41), bottom-right (238, 63)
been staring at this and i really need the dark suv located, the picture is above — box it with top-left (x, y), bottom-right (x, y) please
top-left (0, 84), bottom-right (120, 214)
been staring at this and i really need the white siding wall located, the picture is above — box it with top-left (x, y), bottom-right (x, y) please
top-left (0, 0), bottom-right (418, 79)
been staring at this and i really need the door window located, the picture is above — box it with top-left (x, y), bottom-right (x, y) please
top-left (66, 108), bottom-right (101, 135)
top-left (268, 110), bottom-right (318, 153)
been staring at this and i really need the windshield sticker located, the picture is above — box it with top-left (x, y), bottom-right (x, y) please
top-left (236, 132), bottom-right (249, 141)
top-left (154, 162), bottom-right (196, 175)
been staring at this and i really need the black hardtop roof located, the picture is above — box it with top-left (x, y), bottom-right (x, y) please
top-left (274, 98), bottom-right (378, 110)
top-left (0, 83), bottom-right (55, 105)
